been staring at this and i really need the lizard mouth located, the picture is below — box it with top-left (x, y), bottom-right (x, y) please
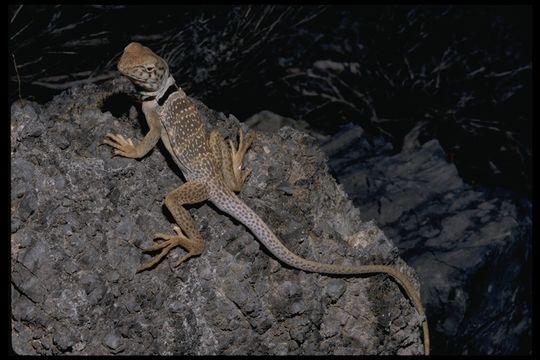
top-left (117, 62), bottom-right (145, 82)
top-left (124, 73), bottom-right (145, 82)
top-left (120, 72), bottom-right (152, 89)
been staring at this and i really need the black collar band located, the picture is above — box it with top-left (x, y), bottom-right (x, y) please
top-left (157, 83), bottom-right (178, 105)
top-left (141, 83), bottom-right (178, 105)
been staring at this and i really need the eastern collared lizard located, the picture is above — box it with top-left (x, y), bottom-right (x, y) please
top-left (103, 42), bottom-right (430, 355)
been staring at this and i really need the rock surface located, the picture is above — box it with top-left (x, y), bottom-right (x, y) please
top-left (246, 113), bottom-right (531, 355)
top-left (320, 123), bottom-right (531, 355)
top-left (313, 120), bottom-right (532, 354)
top-left (10, 80), bottom-right (425, 355)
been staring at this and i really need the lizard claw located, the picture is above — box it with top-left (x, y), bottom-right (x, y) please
top-left (136, 226), bottom-right (200, 272)
top-left (229, 129), bottom-right (255, 187)
top-left (103, 133), bottom-right (139, 158)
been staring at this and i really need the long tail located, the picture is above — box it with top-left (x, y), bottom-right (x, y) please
top-left (211, 187), bottom-right (429, 355)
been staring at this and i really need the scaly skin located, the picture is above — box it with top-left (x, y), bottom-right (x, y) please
top-left (103, 42), bottom-right (430, 355)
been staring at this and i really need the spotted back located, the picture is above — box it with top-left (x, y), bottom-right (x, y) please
top-left (158, 92), bottom-right (217, 180)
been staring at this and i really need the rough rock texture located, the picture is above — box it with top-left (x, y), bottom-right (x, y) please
top-left (10, 80), bottom-right (425, 355)
top-left (317, 122), bottom-right (531, 354)
top-left (245, 113), bottom-right (531, 355)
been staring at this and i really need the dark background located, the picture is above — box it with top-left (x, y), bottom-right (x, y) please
top-left (9, 5), bottom-right (532, 355)
top-left (8, 5), bottom-right (531, 196)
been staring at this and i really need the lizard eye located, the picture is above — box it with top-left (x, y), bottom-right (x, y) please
top-left (145, 65), bottom-right (155, 72)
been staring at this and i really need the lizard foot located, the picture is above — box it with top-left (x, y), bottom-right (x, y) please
top-left (228, 129), bottom-right (256, 187)
top-left (103, 133), bottom-right (139, 158)
top-left (136, 226), bottom-right (202, 272)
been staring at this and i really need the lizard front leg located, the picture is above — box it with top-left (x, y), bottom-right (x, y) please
top-left (103, 102), bottom-right (161, 158)
top-left (137, 180), bottom-right (209, 272)
top-left (209, 128), bottom-right (255, 192)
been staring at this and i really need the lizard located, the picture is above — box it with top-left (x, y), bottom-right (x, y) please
top-left (103, 42), bottom-right (430, 355)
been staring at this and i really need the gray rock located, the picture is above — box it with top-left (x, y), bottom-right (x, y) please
top-left (316, 121), bottom-right (531, 355)
top-left (11, 101), bottom-right (46, 144)
top-left (103, 330), bottom-right (124, 353)
top-left (53, 326), bottom-right (79, 353)
top-left (245, 110), bottom-right (310, 133)
top-left (10, 80), bottom-right (425, 355)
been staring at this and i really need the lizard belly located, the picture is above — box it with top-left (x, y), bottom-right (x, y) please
top-left (159, 126), bottom-right (191, 175)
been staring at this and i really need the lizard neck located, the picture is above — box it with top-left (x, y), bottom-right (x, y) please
top-left (156, 82), bottom-right (179, 106)
top-left (140, 75), bottom-right (176, 102)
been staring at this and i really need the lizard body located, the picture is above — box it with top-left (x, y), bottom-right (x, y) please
top-left (104, 42), bottom-right (429, 355)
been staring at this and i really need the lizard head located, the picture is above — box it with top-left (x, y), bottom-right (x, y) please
top-left (118, 42), bottom-right (169, 93)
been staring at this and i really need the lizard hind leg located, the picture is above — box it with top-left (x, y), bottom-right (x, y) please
top-left (209, 128), bottom-right (255, 192)
top-left (137, 180), bottom-right (209, 272)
